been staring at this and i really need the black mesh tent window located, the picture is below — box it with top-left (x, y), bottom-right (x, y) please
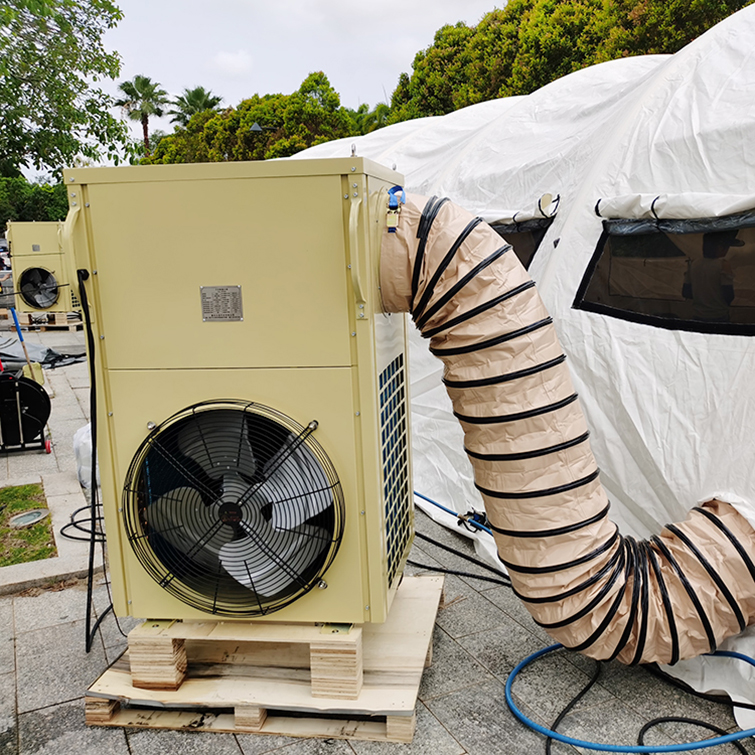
top-left (490, 217), bottom-right (554, 270)
top-left (573, 213), bottom-right (755, 336)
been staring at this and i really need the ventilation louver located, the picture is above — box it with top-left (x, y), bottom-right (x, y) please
top-left (122, 400), bottom-right (345, 617)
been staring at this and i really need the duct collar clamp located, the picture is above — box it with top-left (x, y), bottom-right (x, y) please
top-left (387, 185), bottom-right (406, 233)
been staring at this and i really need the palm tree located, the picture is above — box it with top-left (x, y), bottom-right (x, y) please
top-left (169, 86), bottom-right (223, 127)
top-left (115, 75), bottom-right (170, 156)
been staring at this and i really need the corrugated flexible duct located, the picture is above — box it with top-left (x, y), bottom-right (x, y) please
top-left (380, 193), bottom-right (755, 665)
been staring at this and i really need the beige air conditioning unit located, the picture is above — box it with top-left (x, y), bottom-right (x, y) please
top-left (6, 220), bottom-right (79, 313)
top-left (63, 158), bottom-right (413, 624)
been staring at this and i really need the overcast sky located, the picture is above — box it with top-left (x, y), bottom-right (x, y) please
top-left (103, 0), bottom-right (501, 134)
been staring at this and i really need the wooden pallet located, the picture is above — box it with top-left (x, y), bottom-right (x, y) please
top-left (86, 575), bottom-right (444, 744)
top-left (17, 312), bottom-right (83, 331)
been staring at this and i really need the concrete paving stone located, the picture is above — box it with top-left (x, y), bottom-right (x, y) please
top-left (456, 623), bottom-right (549, 683)
top-left (419, 625), bottom-right (495, 702)
top-left (255, 739), bottom-right (355, 755)
top-left (39, 471), bottom-right (80, 498)
top-left (15, 619), bottom-right (107, 713)
top-left (0, 600), bottom-right (14, 675)
top-left (18, 698), bottom-right (128, 755)
top-left (432, 575), bottom-right (510, 640)
top-left (595, 661), bottom-right (740, 738)
top-left (503, 645), bottom-right (616, 725)
top-left (48, 394), bottom-right (86, 423)
top-left (553, 694), bottom-right (677, 752)
top-left (479, 585), bottom-right (553, 644)
top-left (13, 584), bottom-right (88, 633)
top-left (61, 366), bottom-right (89, 392)
top-left (72, 388), bottom-right (91, 420)
top-left (6, 451), bottom-right (59, 480)
top-left (425, 677), bottom-right (581, 755)
top-left (127, 728), bottom-right (243, 754)
top-left (235, 732), bottom-right (301, 754)
top-left (349, 702), bottom-right (464, 755)
top-left (0, 672), bottom-right (17, 748)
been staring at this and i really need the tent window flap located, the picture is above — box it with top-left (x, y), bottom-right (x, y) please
top-left (573, 215), bottom-right (755, 335)
top-left (490, 217), bottom-right (554, 270)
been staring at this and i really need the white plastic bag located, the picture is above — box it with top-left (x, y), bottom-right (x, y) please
top-left (73, 423), bottom-right (100, 490)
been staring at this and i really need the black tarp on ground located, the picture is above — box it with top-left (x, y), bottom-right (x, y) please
top-left (0, 336), bottom-right (85, 373)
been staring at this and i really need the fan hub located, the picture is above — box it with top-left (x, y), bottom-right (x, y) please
top-left (219, 501), bottom-right (243, 526)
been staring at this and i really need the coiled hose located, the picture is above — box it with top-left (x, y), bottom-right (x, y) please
top-left (380, 193), bottom-right (755, 664)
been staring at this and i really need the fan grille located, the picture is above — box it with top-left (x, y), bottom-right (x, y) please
top-left (122, 400), bottom-right (344, 617)
top-left (18, 267), bottom-right (60, 309)
top-left (380, 354), bottom-right (412, 585)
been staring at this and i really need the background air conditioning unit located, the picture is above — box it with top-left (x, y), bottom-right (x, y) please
top-left (64, 158), bottom-right (413, 624)
top-left (6, 220), bottom-right (80, 313)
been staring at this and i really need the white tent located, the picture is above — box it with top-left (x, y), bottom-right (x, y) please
top-left (294, 5), bottom-right (755, 720)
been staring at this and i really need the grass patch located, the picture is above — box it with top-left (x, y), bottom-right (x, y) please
top-left (0, 483), bottom-right (57, 567)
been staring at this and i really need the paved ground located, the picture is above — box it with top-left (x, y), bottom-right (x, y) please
top-left (0, 326), bottom-right (753, 754)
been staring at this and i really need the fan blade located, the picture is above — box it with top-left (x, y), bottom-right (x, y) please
top-left (258, 434), bottom-right (333, 529)
top-left (177, 411), bottom-right (256, 479)
top-left (219, 515), bottom-right (328, 597)
top-left (147, 486), bottom-right (234, 569)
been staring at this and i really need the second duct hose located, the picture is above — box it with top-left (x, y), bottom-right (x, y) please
top-left (380, 193), bottom-right (755, 665)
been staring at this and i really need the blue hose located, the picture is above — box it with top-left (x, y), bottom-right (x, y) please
top-left (413, 490), bottom-right (494, 536)
top-left (505, 644), bottom-right (755, 752)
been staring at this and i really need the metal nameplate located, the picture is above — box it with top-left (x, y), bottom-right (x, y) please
top-left (200, 286), bottom-right (243, 322)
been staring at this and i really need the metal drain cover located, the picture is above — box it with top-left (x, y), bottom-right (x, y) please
top-left (8, 509), bottom-right (49, 529)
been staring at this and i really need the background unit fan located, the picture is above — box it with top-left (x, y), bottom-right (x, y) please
top-left (123, 400), bottom-right (344, 617)
top-left (18, 267), bottom-right (60, 309)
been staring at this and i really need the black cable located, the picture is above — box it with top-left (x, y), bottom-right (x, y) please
top-left (78, 269), bottom-right (126, 649)
top-left (643, 663), bottom-right (755, 713)
top-left (545, 654), bottom-right (603, 755)
top-left (637, 717), bottom-right (748, 754)
top-left (407, 560), bottom-right (511, 588)
top-left (414, 530), bottom-right (511, 582)
top-left (60, 505), bottom-right (106, 542)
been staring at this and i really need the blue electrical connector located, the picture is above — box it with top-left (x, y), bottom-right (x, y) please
top-left (387, 185), bottom-right (406, 233)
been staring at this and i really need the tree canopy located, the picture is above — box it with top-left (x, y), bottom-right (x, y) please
top-left (390, 0), bottom-right (754, 122)
top-left (0, 178), bottom-right (68, 233)
top-left (169, 86), bottom-right (223, 127)
top-left (116, 74), bottom-right (170, 156)
top-left (0, 0), bottom-right (130, 176)
top-left (145, 72), bottom-right (356, 164)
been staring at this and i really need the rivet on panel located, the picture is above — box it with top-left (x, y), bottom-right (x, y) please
top-left (355, 412), bottom-right (360, 417)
